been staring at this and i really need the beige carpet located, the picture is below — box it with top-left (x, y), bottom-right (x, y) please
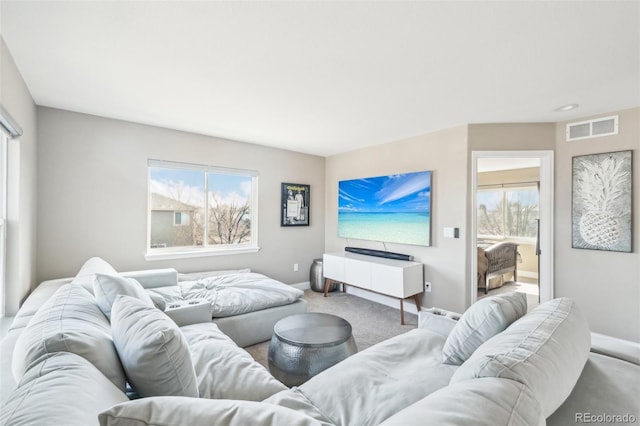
top-left (244, 289), bottom-right (417, 368)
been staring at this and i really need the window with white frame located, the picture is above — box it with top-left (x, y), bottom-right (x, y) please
top-left (147, 160), bottom-right (258, 259)
top-left (477, 183), bottom-right (539, 240)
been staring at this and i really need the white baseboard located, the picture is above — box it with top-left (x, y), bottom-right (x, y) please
top-left (291, 281), bottom-right (310, 290)
top-left (518, 271), bottom-right (539, 279)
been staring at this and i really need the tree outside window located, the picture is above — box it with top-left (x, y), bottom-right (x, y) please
top-left (207, 173), bottom-right (252, 245)
top-left (478, 185), bottom-right (538, 240)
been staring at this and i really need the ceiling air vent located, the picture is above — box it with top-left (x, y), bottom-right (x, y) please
top-left (566, 115), bottom-right (618, 141)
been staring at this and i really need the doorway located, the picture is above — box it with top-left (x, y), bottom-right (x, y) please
top-left (470, 151), bottom-right (554, 309)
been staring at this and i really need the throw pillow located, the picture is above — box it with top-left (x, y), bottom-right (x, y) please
top-left (99, 397), bottom-right (324, 426)
top-left (442, 292), bottom-right (527, 365)
top-left (110, 295), bottom-right (198, 398)
top-left (450, 297), bottom-right (590, 418)
top-left (147, 291), bottom-right (167, 311)
top-left (70, 257), bottom-right (118, 294)
top-left (93, 273), bottom-right (153, 320)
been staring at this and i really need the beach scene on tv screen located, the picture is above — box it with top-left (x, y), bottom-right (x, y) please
top-left (338, 171), bottom-right (431, 246)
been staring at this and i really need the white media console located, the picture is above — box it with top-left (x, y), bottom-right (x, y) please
top-left (322, 251), bottom-right (424, 324)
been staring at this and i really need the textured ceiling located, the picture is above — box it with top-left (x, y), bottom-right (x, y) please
top-left (2, 1), bottom-right (638, 156)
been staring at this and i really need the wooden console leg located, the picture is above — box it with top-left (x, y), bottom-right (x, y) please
top-left (324, 279), bottom-right (347, 297)
top-left (399, 299), bottom-right (405, 325)
top-left (413, 294), bottom-right (422, 312)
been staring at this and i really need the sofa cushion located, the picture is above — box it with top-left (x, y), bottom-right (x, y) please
top-left (451, 297), bottom-right (590, 418)
top-left (70, 257), bottom-right (118, 294)
top-left (148, 291), bottom-right (167, 311)
top-left (214, 299), bottom-right (309, 348)
top-left (121, 268), bottom-right (178, 289)
top-left (264, 387), bottom-right (337, 425)
top-left (8, 279), bottom-right (70, 332)
top-left (93, 273), bottom-right (153, 320)
top-left (145, 285), bottom-right (184, 304)
top-left (12, 284), bottom-right (126, 390)
top-left (98, 396), bottom-right (324, 426)
top-left (418, 308), bottom-right (460, 337)
top-left (379, 377), bottom-right (544, 426)
top-left (442, 292), bottom-right (527, 365)
top-left (546, 351), bottom-right (640, 426)
top-left (265, 328), bottom-right (458, 426)
top-left (1, 352), bottom-right (128, 426)
top-left (177, 268), bottom-right (251, 281)
top-left (110, 295), bottom-right (198, 398)
top-left (180, 322), bottom-right (287, 401)
top-left (590, 332), bottom-right (640, 365)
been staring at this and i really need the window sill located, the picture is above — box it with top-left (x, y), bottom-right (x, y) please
top-left (145, 246), bottom-right (260, 261)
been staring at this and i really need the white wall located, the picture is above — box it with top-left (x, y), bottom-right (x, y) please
top-left (36, 108), bottom-right (325, 285)
top-left (554, 107), bottom-right (639, 342)
top-left (466, 117), bottom-right (639, 342)
top-left (323, 123), bottom-right (565, 317)
top-left (325, 125), bottom-right (469, 314)
top-left (1, 38), bottom-right (38, 315)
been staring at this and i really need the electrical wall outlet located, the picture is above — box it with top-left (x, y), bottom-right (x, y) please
top-left (424, 281), bottom-right (432, 292)
top-left (293, 263), bottom-right (299, 272)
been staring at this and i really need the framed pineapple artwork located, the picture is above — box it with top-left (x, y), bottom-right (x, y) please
top-left (572, 150), bottom-right (632, 252)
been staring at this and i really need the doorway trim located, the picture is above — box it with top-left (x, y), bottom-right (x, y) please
top-left (470, 150), bottom-right (554, 306)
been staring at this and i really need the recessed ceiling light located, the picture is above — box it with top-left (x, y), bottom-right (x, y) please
top-left (556, 103), bottom-right (579, 112)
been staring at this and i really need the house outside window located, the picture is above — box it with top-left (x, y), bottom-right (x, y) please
top-left (477, 184), bottom-right (539, 241)
top-left (147, 160), bottom-right (258, 260)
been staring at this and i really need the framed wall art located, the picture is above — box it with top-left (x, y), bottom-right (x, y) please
top-left (281, 183), bottom-right (310, 227)
top-left (338, 170), bottom-right (432, 246)
top-left (572, 150), bottom-right (632, 252)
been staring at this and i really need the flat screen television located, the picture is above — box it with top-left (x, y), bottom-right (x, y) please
top-left (338, 170), bottom-right (432, 246)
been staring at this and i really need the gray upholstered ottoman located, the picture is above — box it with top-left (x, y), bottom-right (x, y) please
top-left (268, 313), bottom-right (357, 386)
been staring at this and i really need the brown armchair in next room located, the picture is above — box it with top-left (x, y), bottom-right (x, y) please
top-left (477, 242), bottom-right (519, 294)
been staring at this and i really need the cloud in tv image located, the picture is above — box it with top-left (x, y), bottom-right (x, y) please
top-left (338, 171), bottom-right (431, 246)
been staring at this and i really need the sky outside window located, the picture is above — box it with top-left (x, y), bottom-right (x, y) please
top-left (150, 167), bottom-right (251, 207)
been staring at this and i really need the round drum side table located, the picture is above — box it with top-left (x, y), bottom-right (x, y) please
top-left (268, 312), bottom-right (357, 387)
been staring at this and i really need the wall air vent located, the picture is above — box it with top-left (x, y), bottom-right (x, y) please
top-left (566, 115), bottom-right (618, 141)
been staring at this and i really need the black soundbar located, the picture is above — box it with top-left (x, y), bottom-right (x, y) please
top-left (345, 247), bottom-right (413, 261)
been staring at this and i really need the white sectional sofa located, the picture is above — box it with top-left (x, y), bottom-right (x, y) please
top-left (0, 257), bottom-right (306, 403)
top-left (4, 257), bottom-right (307, 351)
top-left (264, 295), bottom-right (639, 426)
top-left (1, 258), bottom-right (639, 426)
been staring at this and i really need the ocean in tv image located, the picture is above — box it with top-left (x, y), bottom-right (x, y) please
top-left (338, 171), bottom-right (431, 246)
